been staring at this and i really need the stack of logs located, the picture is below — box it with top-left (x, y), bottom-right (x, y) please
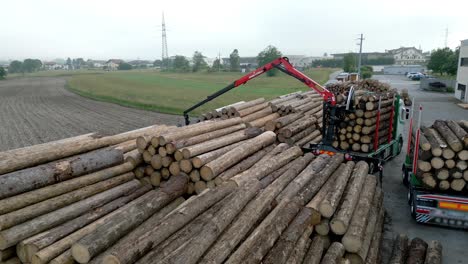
top-left (415, 120), bottom-right (468, 192)
top-left (386, 234), bottom-right (442, 264)
top-left (332, 92), bottom-right (396, 153)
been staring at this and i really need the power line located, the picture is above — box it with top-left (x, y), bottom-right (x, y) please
top-left (357, 33), bottom-right (364, 77)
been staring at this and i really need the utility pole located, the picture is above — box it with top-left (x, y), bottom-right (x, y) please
top-left (218, 52), bottom-right (221, 72)
top-left (357, 33), bottom-right (364, 78)
top-left (161, 12), bottom-right (169, 69)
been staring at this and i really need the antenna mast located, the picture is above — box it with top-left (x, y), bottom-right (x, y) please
top-left (162, 12), bottom-right (169, 69)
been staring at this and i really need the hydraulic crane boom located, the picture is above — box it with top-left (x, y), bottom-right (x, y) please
top-left (183, 57), bottom-right (342, 144)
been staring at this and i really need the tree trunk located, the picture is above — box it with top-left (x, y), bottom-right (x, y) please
top-left (0, 180), bottom-right (141, 250)
top-left (232, 98), bottom-right (266, 111)
top-left (430, 157), bottom-right (444, 170)
top-left (70, 174), bottom-right (188, 263)
top-left (200, 132), bottom-right (276, 181)
top-left (433, 120), bottom-right (463, 152)
top-left (421, 174), bottom-right (437, 189)
top-left (191, 141), bottom-right (244, 168)
top-left (124, 150), bottom-right (142, 167)
top-left (406, 238), bottom-right (428, 264)
top-left (159, 118), bottom-right (243, 145)
top-left (446, 120), bottom-right (468, 147)
top-left (295, 130), bottom-right (321, 147)
top-left (286, 225), bottom-right (314, 264)
top-left (238, 102), bottom-right (269, 117)
top-left (174, 124), bottom-right (246, 149)
top-left (341, 176), bottom-right (378, 253)
top-left (278, 117), bottom-right (317, 138)
top-left (242, 107), bottom-right (273, 123)
top-left (248, 113), bottom-right (280, 128)
top-left (330, 161), bottom-right (369, 235)
top-left (458, 150), bottom-right (468, 161)
top-left (0, 247), bottom-right (14, 261)
top-left (273, 113), bottom-right (304, 130)
top-left (439, 180), bottom-right (450, 191)
top-left (0, 147), bottom-right (124, 199)
top-left (0, 125), bottom-right (169, 175)
top-left (421, 127), bottom-right (443, 157)
top-left (303, 235), bottom-right (330, 264)
top-left (424, 240), bottom-right (443, 264)
top-left (417, 161), bottom-right (432, 172)
top-left (388, 234), bottom-right (409, 264)
top-left (315, 218), bottom-right (330, 236)
top-left (0, 172), bottom-right (135, 231)
top-left (450, 179), bottom-right (466, 191)
top-left (198, 154), bottom-right (315, 264)
top-left (217, 145), bottom-right (273, 181)
top-left (321, 242), bottom-right (345, 264)
top-left (319, 161), bottom-right (355, 218)
top-left (364, 206), bottom-right (384, 264)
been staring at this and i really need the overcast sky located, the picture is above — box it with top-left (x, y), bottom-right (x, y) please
top-left (1, 0), bottom-right (467, 61)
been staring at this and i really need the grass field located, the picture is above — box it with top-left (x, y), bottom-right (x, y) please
top-left (64, 68), bottom-right (336, 115)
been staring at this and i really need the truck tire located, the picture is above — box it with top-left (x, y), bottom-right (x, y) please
top-left (402, 164), bottom-right (409, 187)
top-left (410, 191), bottom-right (417, 220)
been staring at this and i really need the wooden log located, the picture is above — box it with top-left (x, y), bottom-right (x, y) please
top-left (321, 242), bottom-right (345, 264)
top-left (17, 185), bottom-right (151, 263)
top-left (174, 124), bottom-right (246, 149)
top-left (200, 132), bottom-right (276, 181)
top-left (422, 173), bottom-right (437, 189)
top-left (1, 257), bottom-right (20, 264)
top-left (278, 116), bottom-right (317, 138)
top-left (150, 172), bottom-right (161, 187)
top-left (0, 172), bottom-right (135, 231)
top-left (364, 206), bottom-right (384, 264)
top-left (161, 168), bottom-right (170, 179)
top-left (0, 147), bottom-right (123, 199)
top-left (295, 130), bottom-right (321, 147)
top-left (191, 141), bottom-right (244, 169)
top-left (442, 148), bottom-right (455, 160)
top-left (363, 106), bottom-right (392, 118)
top-left (286, 125), bottom-right (318, 145)
top-left (388, 234), bottom-right (409, 264)
top-left (421, 127), bottom-right (443, 157)
top-left (406, 237), bottom-right (428, 264)
top-left (315, 218), bottom-right (330, 236)
top-left (233, 98), bottom-right (265, 111)
top-left (229, 146), bottom-right (303, 186)
top-left (424, 240), bottom-right (442, 264)
top-left (179, 159), bottom-right (193, 173)
top-left (159, 118), bottom-right (243, 145)
top-left (0, 247), bottom-right (14, 261)
top-left (217, 145), bottom-right (273, 181)
top-left (70, 174), bottom-right (188, 263)
top-left (450, 179), bottom-right (466, 191)
top-left (439, 180), bottom-right (450, 191)
top-left (330, 161), bottom-right (369, 235)
top-left (248, 113), bottom-right (280, 128)
top-left (446, 120), bottom-right (468, 147)
top-left (319, 161), bottom-right (355, 218)
top-left (285, 225), bottom-right (314, 264)
top-left (161, 156), bottom-right (173, 167)
top-left (198, 154), bottom-right (316, 264)
top-left (238, 102), bottom-right (269, 117)
top-left (168, 161), bottom-right (180, 175)
top-left (101, 184), bottom-right (235, 264)
top-left (302, 235), bottom-right (330, 264)
top-left (417, 160), bottom-right (432, 172)
top-left (242, 107), bottom-right (273, 123)
top-left (435, 169), bottom-right (449, 180)
top-left (430, 157), bottom-right (445, 170)
top-left (341, 175), bottom-right (377, 253)
top-left (433, 120), bottom-right (463, 152)
top-left (456, 160), bottom-right (467, 171)
top-left (458, 150), bottom-right (468, 161)
top-left (194, 181), bottom-right (207, 194)
top-left (0, 162), bottom-right (134, 215)
top-left (0, 125), bottom-right (169, 175)
top-left (180, 129), bottom-right (260, 159)
top-left (262, 207), bottom-right (314, 264)
top-left (124, 150), bottom-right (142, 167)
top-left (0, 180), bottom-right (141, 250)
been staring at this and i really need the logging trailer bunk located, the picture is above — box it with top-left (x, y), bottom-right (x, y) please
top-left (182, 57), bottom-right (406, 179)
top-left (401, 104), bottom-right (468, 229)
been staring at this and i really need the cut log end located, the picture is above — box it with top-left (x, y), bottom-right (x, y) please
top-left (103, 255), bottom-right (120, 264)
top-left (71, 243), bottom-right (91, 264)
top-left (330, 220), bottom-right (346, 235)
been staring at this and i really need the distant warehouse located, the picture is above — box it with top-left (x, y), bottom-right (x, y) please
top-left (455, 39), bottom-right (468, 103)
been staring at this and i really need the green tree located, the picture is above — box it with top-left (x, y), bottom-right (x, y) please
top-left (0, 67), bottom-right (6, 80)
top-left (343, 53), bottom-right (356, 72)
top-left (153, 59), bottom-right (162, 67)
top-left (173, 55), bottom-right (190, 72)
top-left (212, 58), bottom-right (222, 72)
top-left (229, 49), bottom-right (240, 72)
top-left (73, 58), bottom-right (85, 69)
top-left (22, 59), bottom-right (42, 73)
top-left (444, 47), bottom-right (459, 76)
top-left (312, 59), bottom-right (343, 68)
top-left (360, 65), bottom-right (373, 79)
top-left (192, 51), bottom-right (207, 72)
top-left (257, 45), bottom-right (282, 77)
top-left (117, 63), bottom-right (133, 70)
top-left (66, 57), bottom-right (72, 70)
top-left (8, 61), bottom-right (23, 73)
top-left (427, 48), bottom-right (453, 75)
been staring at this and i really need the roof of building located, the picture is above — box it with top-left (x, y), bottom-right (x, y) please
top-left (106, 59), bottom-right (124, 64)
top-left (386, 47), bottom-right (422, 54)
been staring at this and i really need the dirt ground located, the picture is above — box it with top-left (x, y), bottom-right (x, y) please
top-left (373, 75), bottom-right (468, 264)
top-left (0, 77), bottom-right (182, 151)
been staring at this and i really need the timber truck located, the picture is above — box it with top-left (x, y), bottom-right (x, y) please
top-left (183, 57), bottom-right (408, 178)
top-left (402, 105), bottom-right (468, 229)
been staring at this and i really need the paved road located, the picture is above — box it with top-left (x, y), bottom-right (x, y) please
top-left (0, 77), bottom-right (181, 151)
top-left (373, 75), bottom-right (467, 264)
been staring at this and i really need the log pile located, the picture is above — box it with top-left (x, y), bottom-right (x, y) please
top-left (386, 234), bottom-right (442, 264)
top-left (325, 79), bottom-right (393, 105)
top-left (414, 120), bottom-right (468, 193)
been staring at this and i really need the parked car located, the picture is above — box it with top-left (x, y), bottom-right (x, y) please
top-left (410, 73), bottom-right (425, 80)
top-left (428, 81), bottom-right (447, 88)
top-left (406, 72), bottom-right (418, 78)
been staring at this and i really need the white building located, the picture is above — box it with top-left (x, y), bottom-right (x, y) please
top-left (387, 47), bottom-right (427, 65)
top-left (455, 39), bottom-right (468, 103)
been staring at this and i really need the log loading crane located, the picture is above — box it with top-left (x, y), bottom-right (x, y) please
top-left (183, 57), bottom-right (406, 177)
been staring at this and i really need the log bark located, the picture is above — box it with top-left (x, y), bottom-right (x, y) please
top-left (0, 247), bottom-right (14, 261)
top-left (238, 102), bottom-right (269, 117)
top-left (286, 225), bottom-right (314, 264)
top-left (330, 161), bottom-right (369, 235)
top-left (70, 174), bottom-right (188, 263)
top-left (0, 125), bottom-right (169, 175)
top-left (278, 116), bottom-right (317, 138)
top-left (0, 162), bottom-right (134, 215)
top-left (341, 175), bottom-right (377, 253)
top-left (0, 180), bottom-right (141, 250)
top-left (286, 126), bottom-right (318, 145)
top-left (198, 154), bottom-right (316, 264)
top-left (200, 132), bottom-right (276, 181)
top-left (424, 240), bottom-right (442, 264)
top-left (405, 238), bottom-right (428, 264)
top-left (242, 107), bottom-right (273, 123)
top-left (272, 113), bottom-right (304, 130)
top-left (247, 113), bottom-right (280, 128)
top-left (0, 147), bottom-right (124, 199)
top-left (295, 130), bottom-right (321, 147)
top-left (124, 150), bottom-right (142, 167)
top-left (364, 206), bottom-right (384, 264)
top-left (232, 98), bottom-right (265, 111)
top-left (159, 118), bottom-right (243, 145)
top-left (191, 141), bottom-right (244, 168)
top-left (321, 242), bottom-right (345, 264)
top-left (446, 120), bottom-right (468, 147)
top-left (174, 124), bottom-right (246, 149)
top-left (433, 120), bottom-right (463, 152)
top-left (103, 184), bottom-right (235, 264)
top-left (182, 128), bottom-right (261, 159)
top-left (319, 161), bottom-right (356, 218)
top-left (18, 185), bottom-right (151, 263)
top-left (421, 127), bottom-right (443, 157)
top-left (1, 257), bottom-right (20, 264)
top-left (217, 145), bottom-right (273, 181)
top-left (388, 234), bottom-right (409, 264)
top-left (0, 172), bottom-right (135, 231)
top-left (303, 235), bottom-right (330, 264)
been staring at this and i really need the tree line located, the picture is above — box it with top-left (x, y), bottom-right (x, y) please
top-left (427, 47), bottom-right (459, 76)
top-left (7, 59), bottom-right (43, 74)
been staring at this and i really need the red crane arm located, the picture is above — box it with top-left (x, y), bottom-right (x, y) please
top-left (233, 57), bottom-right (336, 105)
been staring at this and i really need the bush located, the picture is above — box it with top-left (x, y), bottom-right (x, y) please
top-left (360, 65), bottom-right (373, 79)
top-left (0, 67), bottom-right (6, 80)
top-left (446, 87), bottom-right (455, 93)
top-left (118, 63), bottom-right (133, 70)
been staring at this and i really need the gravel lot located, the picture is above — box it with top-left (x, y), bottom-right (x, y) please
top-left (0, 77), bottom-right (181, 151)
top-left (374, 75), bottom-right (468, 264)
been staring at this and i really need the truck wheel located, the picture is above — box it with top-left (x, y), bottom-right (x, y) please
top-left (407, 187), bottom-right (412, 205)
top-left (397, 135), bottom-right (403, 155)
top-left (402, 164), bottom-right (409, 187)
top-left (410, 193), bottom-right (417, 220)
